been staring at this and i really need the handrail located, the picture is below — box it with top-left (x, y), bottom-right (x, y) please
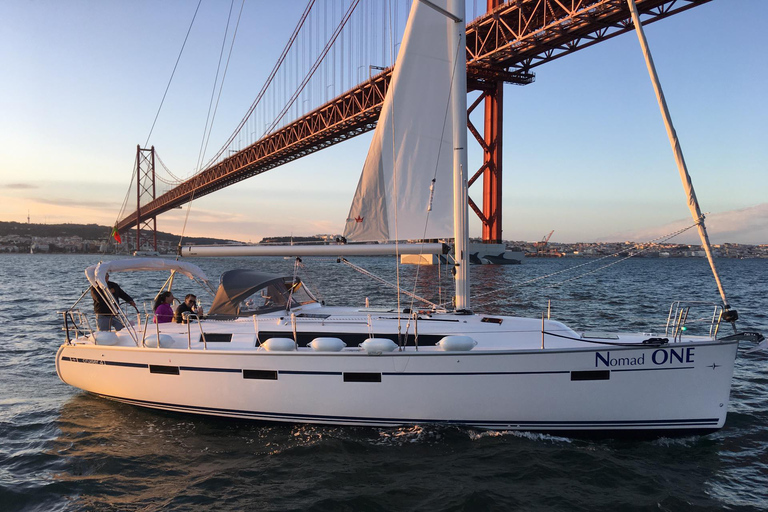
top-left (665, 301), bottom-right (722, 341)
top-left (140, 313), bottom-right (152, 347)
top-left (186, 314), bottom-right (207, 350)
top-left (60, 309), bottom-right (94, 344)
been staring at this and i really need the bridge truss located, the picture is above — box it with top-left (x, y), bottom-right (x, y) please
top-left (117, 0), bottom-right (711, 240)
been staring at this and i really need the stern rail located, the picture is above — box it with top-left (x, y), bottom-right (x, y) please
top-left (60, 309), bottom-right (93, 343)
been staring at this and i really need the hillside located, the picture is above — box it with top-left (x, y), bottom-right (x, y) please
top-left (0, 221), bottom-right (241, 245)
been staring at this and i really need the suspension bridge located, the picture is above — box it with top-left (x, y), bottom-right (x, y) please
top-left (116, 0), bottom-right (711, 251)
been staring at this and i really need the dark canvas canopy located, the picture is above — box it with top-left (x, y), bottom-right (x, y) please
top-left (208, 269), bottom-right (316, 316)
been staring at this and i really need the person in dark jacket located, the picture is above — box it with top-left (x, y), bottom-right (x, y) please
top-left (174, 294), bottom-right (202, 323)
top-left (91, 272), bottom-right (136, 331)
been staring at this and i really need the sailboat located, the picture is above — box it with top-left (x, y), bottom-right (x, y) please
top-left (57, 0), bottom-right (762, 435)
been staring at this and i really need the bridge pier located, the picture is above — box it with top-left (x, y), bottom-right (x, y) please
top-left (135, 145), bottom-right (157, 253)
top-left (481, 0), bottom-right (504, 245)
top-left (481, 78), bottom-right (503, 244)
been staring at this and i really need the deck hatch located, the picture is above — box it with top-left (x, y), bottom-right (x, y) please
top-left (343, 372), bottom-right (382, 383)
top-left (481, 317), bottom-right (503, 324)
top-left (149, 365), bottom-right (180, 375)
top-left (243, 370), bottom-right (278, 380)
top-left (200, 333), bottom-right (233, 343)
top-left (571, 370), bottom-right (610, 381)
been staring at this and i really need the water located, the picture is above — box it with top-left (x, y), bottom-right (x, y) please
top-left (1, 254), bottom-right (766, 511)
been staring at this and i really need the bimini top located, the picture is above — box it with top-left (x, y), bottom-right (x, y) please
top-left (208, 269), bottom-right (317, 316)
top-left (85, 258), bottom-right (211, 291)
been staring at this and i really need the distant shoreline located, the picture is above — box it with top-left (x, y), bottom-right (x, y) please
top-left (1, 221), bottom-right (765, 258)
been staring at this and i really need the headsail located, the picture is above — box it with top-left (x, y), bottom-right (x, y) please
top-left (343, 0), bottom-right (456, 242)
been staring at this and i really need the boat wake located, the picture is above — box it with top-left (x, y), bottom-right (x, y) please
top-left (468, 429), bottom-right (574, 444)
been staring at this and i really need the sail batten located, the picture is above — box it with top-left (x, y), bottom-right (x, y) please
top-left (343, 0), bottom-right (455, 243)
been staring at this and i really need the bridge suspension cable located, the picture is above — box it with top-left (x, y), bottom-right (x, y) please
top-left (116, 0), bottom-right (714, 235)
top-left (144, 0), bottom-right (204, 148)
top-left (202, 0), bottom-right (318, 169)
top-left (195, 0), bottom-right (246, 174)
top-left (203, 0), bottom-right (407, 171)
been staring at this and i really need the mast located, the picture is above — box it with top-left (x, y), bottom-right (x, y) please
top-left (626, 0), bottom-right (729, 309)
top-left (449, 0), bottom-right (470, 310)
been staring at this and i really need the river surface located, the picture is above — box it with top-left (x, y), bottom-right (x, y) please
top-left (1, 254), bottom-right (766, 511)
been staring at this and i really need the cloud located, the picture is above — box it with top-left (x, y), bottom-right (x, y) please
top-left (32, 197), bottom-right (116, 208)
top-left (5, 183), bottom-right (38, 189)
top-left (601, 203), bottom-right (768, 245)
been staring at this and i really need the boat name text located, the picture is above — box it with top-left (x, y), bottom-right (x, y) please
top-left (595, 347), bottom-right (694, 368)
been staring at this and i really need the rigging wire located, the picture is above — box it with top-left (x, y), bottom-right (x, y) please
top-left (407, 10), bottom-right (463, 314)
top-left (340, 258), bottom-right (439, 309)
top-left (470, 221), bottom-right (702, 311)
top-left (112, 0), bottom-right (201, 245)
top-left (293, 258), bottom-right (326, 305)
top-left (111, 152), bottom-right (139, 252)
top-left (287, 257), bottom-right (301, 310)
top-left (176, 184), bottom-right (198, 254)
top-left (144, 0), bottom-right (203, 148)
top-left (180, 0), bottom-right (245, 250)
top-left (114, 153), bottom-right (137, 225)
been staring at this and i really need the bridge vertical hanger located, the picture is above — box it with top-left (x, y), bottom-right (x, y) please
top-left (626, 0), bottom-right (730, 311)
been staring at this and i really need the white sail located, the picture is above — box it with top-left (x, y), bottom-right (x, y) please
top-left (343, 0), bottom-right (456, 242)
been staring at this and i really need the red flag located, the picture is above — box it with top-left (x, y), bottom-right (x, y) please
top-left (111, 225), bottom-right (122, 244)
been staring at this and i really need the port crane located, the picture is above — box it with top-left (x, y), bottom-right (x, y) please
top-left (535, 230), bottom-right (554, 249)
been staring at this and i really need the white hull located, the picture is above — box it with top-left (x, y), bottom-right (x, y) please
top-left (57, 0), bottom-right (751, 438)
top-left (57, 307), bottom-right (738, 434)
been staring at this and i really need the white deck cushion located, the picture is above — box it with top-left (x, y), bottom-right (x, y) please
top-left (359, 338), bottom-right (398, 354)
top-left (262, 337), bottom-right (297, 351)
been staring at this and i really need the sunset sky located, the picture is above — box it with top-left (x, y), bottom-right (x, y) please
top-left (0, 0), bottom-right (765, 245)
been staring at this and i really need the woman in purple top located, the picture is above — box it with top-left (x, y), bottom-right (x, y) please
top-left (153, 291), bottom-right (175, 324)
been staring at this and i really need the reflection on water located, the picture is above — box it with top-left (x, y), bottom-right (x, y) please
top-left (48, 392), bottom-right (732, 511)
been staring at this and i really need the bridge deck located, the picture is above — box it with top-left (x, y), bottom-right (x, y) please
top-left (117, 0), bottom-right (710, 233)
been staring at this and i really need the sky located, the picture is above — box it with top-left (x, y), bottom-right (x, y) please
top-left (0, 0), bottom-right (765, 245)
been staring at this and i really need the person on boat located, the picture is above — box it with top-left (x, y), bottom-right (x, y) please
top-left (91, 273), bottom-right (137, 331)
top-left (153, 291), bottom-right (175, 324)
top-left (174, 294), bottom-right (203, 323)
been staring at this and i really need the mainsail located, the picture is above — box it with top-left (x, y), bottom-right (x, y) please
top-left (343, 0), bottom-right (456, 242)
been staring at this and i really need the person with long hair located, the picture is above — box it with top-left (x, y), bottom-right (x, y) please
top-left (153, 291), bottom-right (175, 324)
